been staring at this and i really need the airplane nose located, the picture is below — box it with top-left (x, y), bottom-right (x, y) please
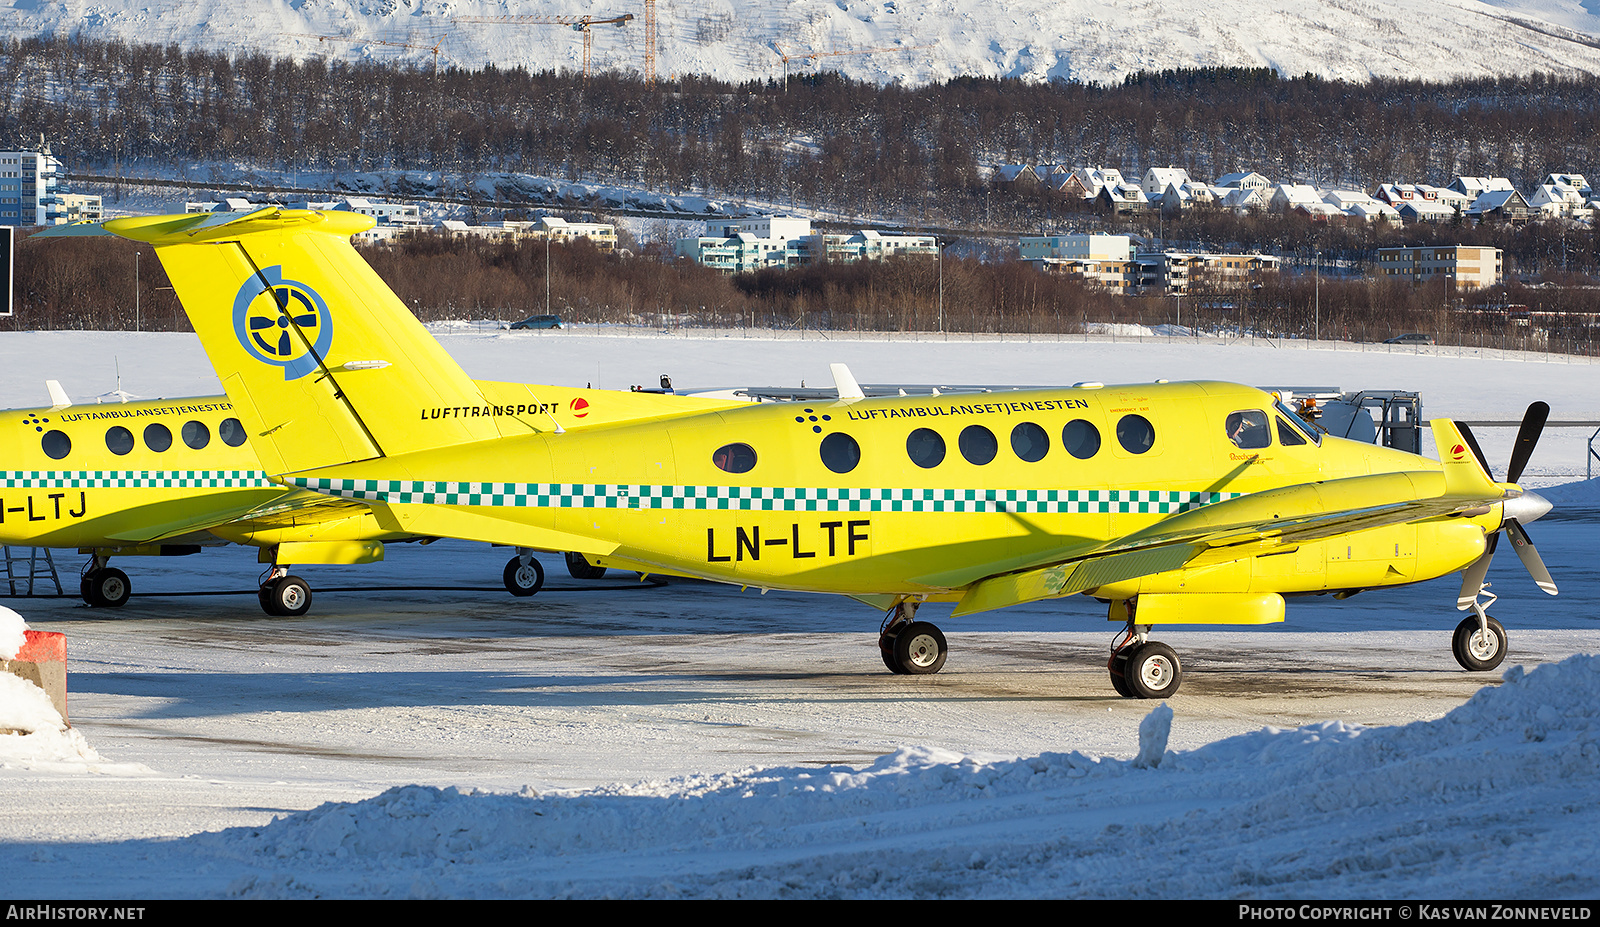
top-left (1503, 490), bottom-right (1553, 525)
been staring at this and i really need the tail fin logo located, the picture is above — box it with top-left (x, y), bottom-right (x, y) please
top-left (232, 266), bottom-right (333, 381)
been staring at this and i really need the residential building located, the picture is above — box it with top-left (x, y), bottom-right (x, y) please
top-left (675, 216), bottom-right (814, 273)
top-left (1465, 189), bottom-right (1537, 224)
top-left (1375, 246), bottom-right (1502, 289)
top-left (1142, 167), bottom-right (1192, 198)
top-left (811, 229), bottom-right (936, 261)
top-left (1136, 251), bottom-right (1281, 296)
top-left (1019, 233), bottom-right (1136, 264)
top-left (0, 142), bottom-right (64, 227)
top-left (1216, 171), bottom-right (1272, 190)
top-left (1448, 176), bottom-right (1514, 201)
top-left (59, 193), bottom-right (103, 223)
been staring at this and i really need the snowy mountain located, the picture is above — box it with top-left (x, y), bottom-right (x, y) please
top-left (7, 0), bottom-right (1600, 86)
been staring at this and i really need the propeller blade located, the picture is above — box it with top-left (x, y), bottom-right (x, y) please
top-left (1505, 519), bottom-right (1558, 596)
top-left (1506, 401), bottom-right (1549, 484)
top-left (1457, 532), bottom-right (1498, 609)
top-left (277, 330), bottom-right (292, 357)
top-left (1456, 422), bottom-right (1494, 481)
top-left (250, 316), bottom-right (276, 330)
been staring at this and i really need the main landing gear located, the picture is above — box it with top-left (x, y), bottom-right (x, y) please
top-left (879, 601), bottom-right (948, 675)
top-left (503, 549), bottom-right (546, 596)
top-left (1107, 608), bottom-right (1184, 699)
top-left (258, 564), bottom-right (312, 617)
top-left (80, 555), bottom-right (131, 608)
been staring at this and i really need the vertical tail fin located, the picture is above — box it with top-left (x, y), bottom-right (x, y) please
top-left (104, 209), bottom-right (505, 474)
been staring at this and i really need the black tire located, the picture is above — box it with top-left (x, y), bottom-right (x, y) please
top-left (564, 551), bottom-right (607, 580)
top-left (1122, 642), bottom-right (1183, 699)
top-left (1108, 650), bottom-right (1135, 698)
top-left (264, 575), bottom-right (312, 617)
top-left (84, 568), bottom-right (131, 608)
top-left (80, 574), bottom-right (93, 605)
top-left (503, 555), bottom-right (545, 597)
top-left (880, 635), bottom-right (908, 674)
top-left (258, 585), bottom-right (279, 617)
top-left (890, 621), bottom-right (948, 675)
top-left (1452, 615), bottom-right (1507, 671)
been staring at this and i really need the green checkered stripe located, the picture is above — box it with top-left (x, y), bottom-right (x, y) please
top-left (292, 479), bottom-right (1240, 514)
top-left (1, 470), bottom-right (276, 489)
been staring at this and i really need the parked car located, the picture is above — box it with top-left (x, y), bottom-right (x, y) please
top-left (1383, 332), bottom-right (1435, 345)
top-left (508, 314), bottom-right (563, 330)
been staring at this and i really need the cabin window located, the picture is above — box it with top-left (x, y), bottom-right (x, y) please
top-left (906, 428), bottom-right (945, 468)
top-left (144, 423), bottom-right (173, 453)
top-left (105, 426), bottom-right (134, 456)
top-left (819, 432), bottom-right (860, 474)
top-left (219, 418), bottom-right (247, 447)
top-left (41, 430), bottom-right (70, 460)
top-left (712, 443), bottom-right (757, 474)
top-left (1225, 410), bottom-right (1271, 450)
top-left (1062, 420), bottom-right (1101, 459)
top-left (182, 420), bottom-right (211, 450)
top-left (1010, 422), bottom-right (1049, 462)
top-left (959, 425), bottom-right (997, 465)
top-left (1276, 417), bottom-right (1308, 447)
top-left (1116, 414), bottom-right (1156, 455)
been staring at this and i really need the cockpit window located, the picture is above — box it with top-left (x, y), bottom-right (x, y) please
top-left (1225, 410), bottom-right (1271, 449)
top-left (1276, 417), bottom-right (1308, 446)
top-left (712, 443), bottom-right (757, 473)
top-left (1273, 400), bottom-right (1323, 446)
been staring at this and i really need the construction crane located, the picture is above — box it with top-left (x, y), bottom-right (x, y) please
top-left (451, 14), bottom-right (633, 81)
top-left (772, 41), bottom-right (936, 90)
top-left (286, 32), bottom-right (450, 74)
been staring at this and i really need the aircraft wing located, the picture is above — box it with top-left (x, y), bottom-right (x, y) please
top-left (100, 488), bottom-right (376, 544)
top-left (949, 421), bottom-right (1505, 616)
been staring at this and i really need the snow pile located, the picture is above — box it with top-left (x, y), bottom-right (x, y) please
top-left (0, 604), bottom-right (25, 661)
top-left (0, 605), bottom-right (119, 771)
top-left (204, 656), bottom-right (1600, 899)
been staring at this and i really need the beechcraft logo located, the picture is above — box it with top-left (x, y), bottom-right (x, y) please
top-left (232, 266), bottom-right (333, 381)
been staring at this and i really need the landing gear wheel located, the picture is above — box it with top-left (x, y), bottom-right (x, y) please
top-left (1119, 642), bottom-right (1182, 699)
top-left (889, 621), bottom-right (948, 675)
top-left (83, 568), bottom-right (131, 608)
top-left (1107, 650), bottom-right (1134, 698)
top-left (1452, 615), bottom-right (1507, 671)
top-left (503, 555), bottom-right (545, 597)
top-left (261, 575), bottom-right (312, 617)
top-left (564, 551), bottom-right (607, 580)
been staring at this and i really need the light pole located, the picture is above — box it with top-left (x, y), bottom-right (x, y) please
top-left (546, 232), bottom-right (552, 316)
top-left (937, 240), bottom-right (944, 336)
top-left (134, 251), bottom-right (141, 332)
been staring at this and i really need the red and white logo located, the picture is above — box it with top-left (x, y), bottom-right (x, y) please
top-left (570, 397), bottom-right (590, 418)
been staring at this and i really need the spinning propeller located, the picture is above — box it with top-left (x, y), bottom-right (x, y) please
top-left (1456, 401), bottom-right (1558, 608)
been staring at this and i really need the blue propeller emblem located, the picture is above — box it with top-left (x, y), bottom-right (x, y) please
top-left (232, 266), bottom-right (333, 380)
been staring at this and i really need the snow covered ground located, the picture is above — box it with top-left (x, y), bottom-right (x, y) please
top-left (8, 0), bottom-right (1600, 86)
top-left (2, 329), bottom-right (1599, 898)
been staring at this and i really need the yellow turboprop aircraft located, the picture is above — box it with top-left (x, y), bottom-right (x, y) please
top-left (46, 208), bottom-right (1559, 697)
top-left (3, 382), bottom-right (692, 614)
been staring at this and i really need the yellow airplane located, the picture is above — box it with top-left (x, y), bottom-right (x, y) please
top-left (42, 208), bottom-right (1559, 697)
top-left (2, 383), bottom-right (668, 614)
